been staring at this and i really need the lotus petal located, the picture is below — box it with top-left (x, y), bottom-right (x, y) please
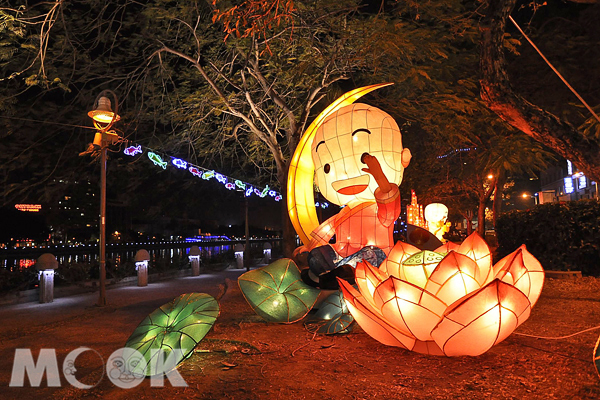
top-left (412, 340), bottom-right (445, 356)
top-left (305, 290), bottom-right (354, 334)
top-left (125, 293), bottom-right (219, 376)
top-left (434, 241), bottom-right (460, 253)
top-left (355, 261), bottom-right (387, 308)
top-left (400, 250), bottom-right (445, 288)
top-left (338, 279), bottom-right (416, 349)
top-left (594, 334), bottom-right (600, 379)
top-left (493, 245), bottom-right (545, 307)
top-left (374, 276), bottom-right (446, 341)
top-left (238, 258), bottom-right (320, 323)
top-left (379, 241), bottom-right (420, 278)
top-left (431, 280), bottom-right (531, 356)
top-left (457, 233), bottom-right (492, 286)
top-left (424, 251), bottom-right (481, 306)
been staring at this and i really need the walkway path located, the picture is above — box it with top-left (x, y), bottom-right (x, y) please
top-left (0, 267), bottom-right (246, 398)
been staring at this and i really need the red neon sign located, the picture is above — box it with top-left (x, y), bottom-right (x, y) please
top-left (15, 204), bottom-right (42, 212)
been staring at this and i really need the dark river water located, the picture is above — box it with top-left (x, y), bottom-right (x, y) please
top-left (0, 240), bottom-right (280, 271)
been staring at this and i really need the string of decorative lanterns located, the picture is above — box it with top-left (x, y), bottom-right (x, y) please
top-left (122, 142), bottom-right (330, 208)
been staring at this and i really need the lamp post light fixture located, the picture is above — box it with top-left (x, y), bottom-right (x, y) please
top-left (88, 90), bottom-right (121, 306)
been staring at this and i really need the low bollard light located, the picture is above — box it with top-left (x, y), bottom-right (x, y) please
top-left (263, 242), bottom-right (272, 264)
top-left (234, 244), bottom-right (244, 269)
top-left (135, 249), bottom-right (150, 287)
top-left (189, 245), bottom-right (201, 276)
top-left (36, 253), bottom-right (58, 303)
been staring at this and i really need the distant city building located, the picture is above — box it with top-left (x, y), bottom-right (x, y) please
top-left (539, 160), bottom-right (598, 203)
top-left (45, 179), bottom-right (98, 243)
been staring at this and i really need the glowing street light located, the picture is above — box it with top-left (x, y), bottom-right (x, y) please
top-left (88, 90), bottom-right (121, 306)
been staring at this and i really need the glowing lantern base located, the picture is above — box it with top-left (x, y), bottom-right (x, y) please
top-left (338, 233), bottom-right (545, 356)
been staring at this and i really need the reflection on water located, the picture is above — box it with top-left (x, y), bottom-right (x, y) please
top-left (0, 243), bottom-right (271, 272)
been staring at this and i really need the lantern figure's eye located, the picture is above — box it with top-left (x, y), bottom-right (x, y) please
top-left (324, 163), bottom-right (331, 174)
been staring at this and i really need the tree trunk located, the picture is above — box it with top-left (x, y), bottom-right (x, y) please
top-left (477, 199), bottom-right (487, 237)
top-left (480, 0), bottom-right (600, 183)
top-left (277, 165), bottom-right (296, 258)
top-left (492, 170), bottom-right (506, 228)
top-left (466, 210), bottom-right (473, 235)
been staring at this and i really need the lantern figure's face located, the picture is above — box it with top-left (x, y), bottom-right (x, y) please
top-left (312, 103), bottom-right (411, 206)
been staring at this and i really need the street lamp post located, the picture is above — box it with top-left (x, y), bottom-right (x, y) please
top-left (88, 90), bottom-right (120, 306)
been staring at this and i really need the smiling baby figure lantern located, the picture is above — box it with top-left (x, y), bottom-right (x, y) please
top-left (309, 103), bottom-right (410, 252)
top-left (289, 85), bottom-right (411, 289)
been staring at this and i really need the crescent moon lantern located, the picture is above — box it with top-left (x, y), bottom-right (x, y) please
top-left (287, 83), bottom-right (394, 245)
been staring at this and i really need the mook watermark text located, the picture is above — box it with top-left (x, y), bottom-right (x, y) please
top-left (9, 347), bottom-right (188, 389)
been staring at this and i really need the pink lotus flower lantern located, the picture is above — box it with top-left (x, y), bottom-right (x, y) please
top-left (338, 233), bottom-right (544, 356)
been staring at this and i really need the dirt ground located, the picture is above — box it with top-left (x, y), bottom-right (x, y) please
top-left (2, 272), bottom-right (600, 399)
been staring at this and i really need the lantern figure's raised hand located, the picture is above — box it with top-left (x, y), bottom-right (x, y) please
top-left (297, 103), bottom-right (411, 288)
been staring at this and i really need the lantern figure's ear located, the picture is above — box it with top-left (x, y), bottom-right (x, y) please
top-left (401, 148), bottom-right (412, 168)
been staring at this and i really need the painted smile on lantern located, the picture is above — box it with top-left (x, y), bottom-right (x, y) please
top-left (332, 174), bottom-right (370, 195)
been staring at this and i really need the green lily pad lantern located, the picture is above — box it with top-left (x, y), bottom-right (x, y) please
top-left (239, 258), bottom-right (320, 323)
top-left (125, 292), bottom-right (219, 376)
top-left (306, 290), bottom-right (354, 334)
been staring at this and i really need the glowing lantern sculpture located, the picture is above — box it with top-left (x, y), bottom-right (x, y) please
top-left (424, 203), bottom-right (451, 242)
top-left (238, 258), bottom-right (320, 323)
top-left (305, 290), bottom-right (355, 334)
top-left (302, 102), bottom-right (411, 258)
top-left (288, 83), bottom-right (394, 246)
top-left (124, 293), bottom-right (219, 376)
top-left (338, 232), bottom-right (545, 356)
top-left (594, 334), bottom-right (600, 378)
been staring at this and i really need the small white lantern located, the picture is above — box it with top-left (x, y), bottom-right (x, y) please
top-left (424, 203), bottom-right (450, 242)
top-left (234, 244), bottom-right (245, 269)
top-left (189, 245), bottom-right (201, 276)
top-left (36, 253), bottom-right (58, 303)
top-left (135, 249), bottom-right (150, 287)
top-left (263, 242), bottom-right (272, 264)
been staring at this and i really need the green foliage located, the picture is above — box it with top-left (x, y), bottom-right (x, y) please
top-left (496, 200), bottom-right (600, 275)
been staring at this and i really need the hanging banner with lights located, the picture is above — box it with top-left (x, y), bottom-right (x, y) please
top-left (122, 143), bottom-right (324, 206)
